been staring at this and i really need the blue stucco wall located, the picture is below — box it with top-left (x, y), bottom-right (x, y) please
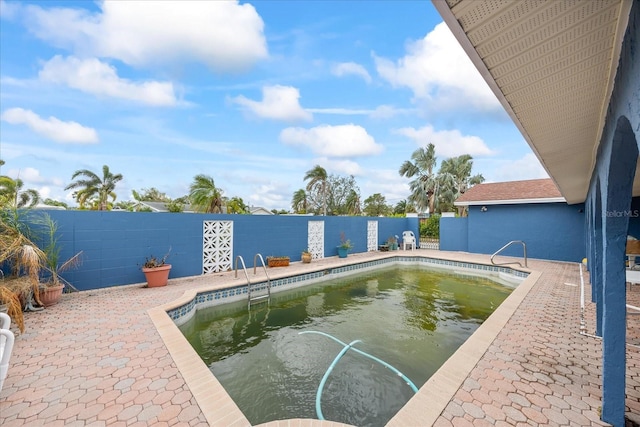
top-left (440, 203), bottom-right (585, 262)
top-left (439, 217), bottom-right (467, 251)
top-left (583, 2), bottom-right (640, 424)
top-left (29, 211), bottom-right (418, 291)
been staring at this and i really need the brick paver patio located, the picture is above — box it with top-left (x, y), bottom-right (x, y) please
top-left (0, 251), bottom-right (638, 426)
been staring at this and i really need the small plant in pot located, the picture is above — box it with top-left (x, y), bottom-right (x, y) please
top-left (39, 214), bottom-right (82, 306)
top-left (301, 249), bottom-right (312, 263)
top-left (142, 248), bottom-right (171, 287)
top-left (266, 256), bottom-right (290, 267)
top-left (387, 235), bottom-right (398, 251)
top-left (337, 232), bottom-right (353, 258)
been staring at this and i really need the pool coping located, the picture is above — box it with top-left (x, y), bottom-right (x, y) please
top-left (148, 253), bottom-right (539, 427)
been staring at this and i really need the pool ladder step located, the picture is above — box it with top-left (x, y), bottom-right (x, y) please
top-left (235, 255), bottom-right (271, 308)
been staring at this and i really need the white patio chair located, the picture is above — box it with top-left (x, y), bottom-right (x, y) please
top-left (402, 231), bottom-right (416, 250)
top-left (0, 312), bottom-right (15, 393)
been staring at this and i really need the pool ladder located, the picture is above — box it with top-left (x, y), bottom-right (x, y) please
top-left (491, 240), bottom-right (528, 268)
top-left (235, 254), bottom-right (271, 308)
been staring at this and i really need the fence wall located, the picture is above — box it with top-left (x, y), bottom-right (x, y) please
top-left (440, 203), bottom-right (585, 262)
top-left (38, 211), bottom-right (419, 291)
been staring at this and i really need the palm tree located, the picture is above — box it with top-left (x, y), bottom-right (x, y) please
top-left (0, 176), bottom-right (41, 208)
top-left (65, 165), bottom-right (123, 211)
top-left (189, 174), bottom-right (224, 213)
top-left (345, 189), bottom-right (361, 216)
top-left (399, 144), bottom-right (438, 214)
top-left (304, 165), bottom-right (328, 216)
top-left (291, 189), bottom-right (308, 214)
top-left (437, 155), bottom-right (484, 215)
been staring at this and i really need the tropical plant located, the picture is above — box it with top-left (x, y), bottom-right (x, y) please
top-left (189, 174), bottom-right (225, 213)
top-left (226, 196), bottom-right (248, 214)
top-left (65, 165), bottom-right (123, 210)
top-left (304, 165), bottom-right (327, 216)
top-left (43, 198), bottom-right (68, 209)
top-left (166, 200), bottom-right (184, 213)
top-left (437, 155), bottom-right (484, 215)
top-left (0, 176), bottom-right (41, 208)
top-left (0, 208), bottom-right (46, 332)
top-left (345, 189), bottom-right (362, 216)
top-left (38, 213), bottom-right (82, 288)
top-left (291, 189), bottom-right (308, 214)
top-left (132, 187), bottom-right (171, 202)
top-left (399, 144), bottom-right (438, 214)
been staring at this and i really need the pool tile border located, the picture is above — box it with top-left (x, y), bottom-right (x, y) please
top-left (167, 256), bottom-right (529, 326)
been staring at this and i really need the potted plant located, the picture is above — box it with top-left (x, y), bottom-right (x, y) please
top-left (142, 249), bottom-right (172, 287)
top-left (337, 232), bottom-right (352, 258)
top-left (301, 249), bottom-right (312, 263)
top-left (266, 256), bottom-right (290, 267)
top-left (387, 235), bottom-right (399, 251)
top-left (39, 214), bottom-right (82, 306)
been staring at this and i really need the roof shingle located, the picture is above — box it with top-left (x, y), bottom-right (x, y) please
top-left (455, 178), bottom-right (564, 205)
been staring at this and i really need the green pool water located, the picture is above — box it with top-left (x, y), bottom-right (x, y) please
top-left (179, 266), bottom-right (513, 426)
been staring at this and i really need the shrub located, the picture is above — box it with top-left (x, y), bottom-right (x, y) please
top-left (420, 214), bottom-right (440, 239)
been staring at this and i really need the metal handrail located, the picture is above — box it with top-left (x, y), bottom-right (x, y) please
top-left (253, 254), bottom-right (270, 279)
top-left (491, 240), bottom-right (528, 268)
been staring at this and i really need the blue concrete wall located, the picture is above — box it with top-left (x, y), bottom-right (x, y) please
top-left (440, 203), bottom-right (585, 262)
top-left (439, 217), bottom-right (467, 251)
top-left (582, 2), bottom-right (639, 424)
top-left (29, 211), bottom-right (418, 291)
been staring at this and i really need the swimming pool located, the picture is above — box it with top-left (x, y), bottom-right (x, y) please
top-left (178, 265), bottom-right (515, 426)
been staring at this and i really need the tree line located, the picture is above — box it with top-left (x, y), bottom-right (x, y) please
top-left (1, 144), bottom-right (483, 216)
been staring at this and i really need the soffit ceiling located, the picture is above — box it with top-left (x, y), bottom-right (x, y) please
top-left (433, 0), bottom-right (634, 204)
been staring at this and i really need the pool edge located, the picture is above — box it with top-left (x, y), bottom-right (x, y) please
top-left (148, 253), bottom-right (537, 427)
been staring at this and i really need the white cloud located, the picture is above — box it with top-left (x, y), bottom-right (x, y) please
top-left (395, 125), bottom-right (492, 158)
top-left (39, 56), bottom-right (178, 106)
top-left (230, 85), bottom-right (312, 122)
top-left (24, 1), bottom-right (267, 72)
top-left (491, 153), bottom-right (549, 182)
top-left (1, 108), bottom-right (98, 144)
top-left (374, 22), bottom-right (499, 112)
top-left (331, 62), bottom-right (372, 83)
top-left (280, 124), bottom-right (383, 158)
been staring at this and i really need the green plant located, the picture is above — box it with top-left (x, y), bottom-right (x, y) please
top-left (420, 214), bottom-right (441, 239)
top-left (339, 231), bottom-right (353, 250)
top-left (39, 213), bottom-right (82, 288)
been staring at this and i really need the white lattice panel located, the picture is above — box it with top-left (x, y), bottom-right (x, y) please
top-left (308, 221), bottom-right (324, 260)
top-left (367, 221), bottom-right (378, 251)
top-left (203, 220), bottom-right (233, 273)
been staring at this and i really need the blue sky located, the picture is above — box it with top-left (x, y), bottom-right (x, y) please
top-left (0, 0), bottom-right (547, 211)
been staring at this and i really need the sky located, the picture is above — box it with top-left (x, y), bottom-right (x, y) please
top-left (0, 0), bottom-right (548, 211)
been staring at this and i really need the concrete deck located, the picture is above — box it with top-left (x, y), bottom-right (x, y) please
top-left (0, 250), bottom-right (638, 426)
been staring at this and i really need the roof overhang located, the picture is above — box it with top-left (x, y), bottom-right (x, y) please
top-left (455, 197), bottom-right (566, 207)
top-left (433, 0), bottom-right (634, 204)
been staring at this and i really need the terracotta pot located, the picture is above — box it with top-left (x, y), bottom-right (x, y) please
top-left (142, 264), bottom-right (172, 287)
top-left (39, 284), bottom-right (65, 307)
top-left (301, 253), bottom-right (312, 263)
top-left (267, 258), bottom-right (290, 267)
